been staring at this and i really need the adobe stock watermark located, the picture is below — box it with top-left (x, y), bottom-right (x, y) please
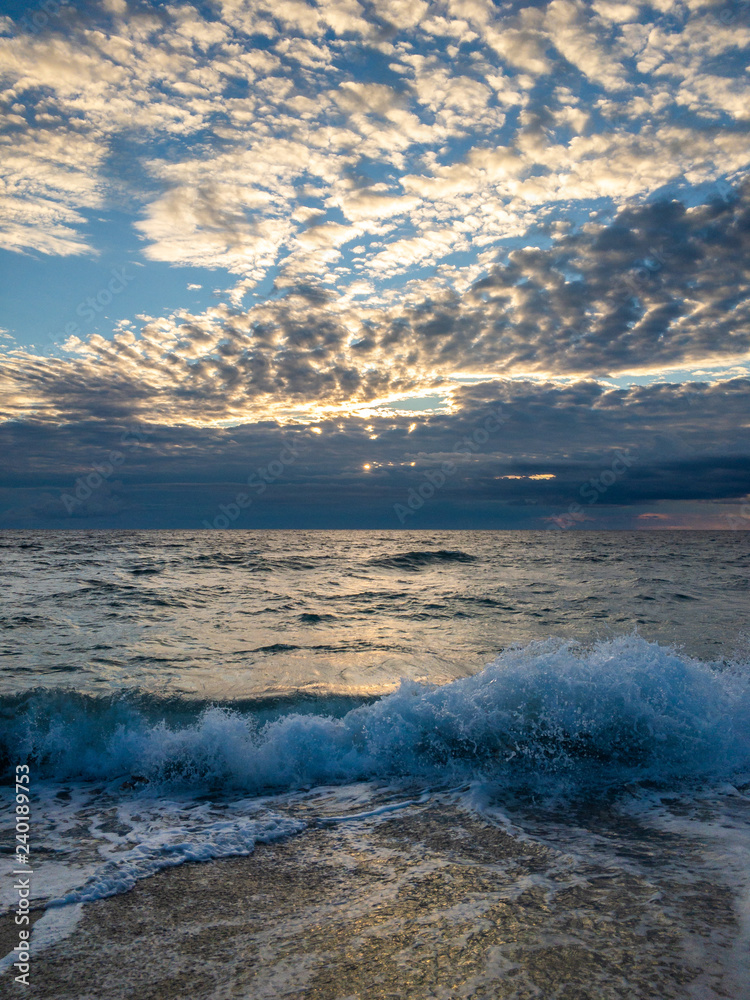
top-left (546, 450), bottom-right (637, 529)
top-left (16, 0), bottom-right (71, 34)
top-left (202, 438), bottom-right (303, 528)
top-left (619, 245), bottom-right (673, 298)
top-left (394, 407), bottom-right (506, 524)
top-left (717, 1), bottom-right (750, 25)
top-left (724, 500), bottom-right (750, 530)
top-left (60, 425), bottom-right (149, 515)
top-left (50, 265), bottom-right (135, 347)
top-left (11, 764), bottom-right (32, 986)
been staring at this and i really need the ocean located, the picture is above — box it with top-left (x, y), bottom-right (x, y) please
top-left (1, 529), bottom-right (749, 999)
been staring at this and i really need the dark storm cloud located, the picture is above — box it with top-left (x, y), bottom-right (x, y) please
top-left (1, 377), bottom-right (748, 527)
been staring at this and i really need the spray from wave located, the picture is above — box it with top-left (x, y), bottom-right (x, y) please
top-left (3, 636), bottom-right (749, 797)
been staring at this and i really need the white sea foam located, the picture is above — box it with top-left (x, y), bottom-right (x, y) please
top-left (4, 636), bottom-right (749, 795)
top-left (621, 788), bottom-right (750, 998)
top-left (2, 635), bottom-right (749, 971)
top-left (0, 788), bottom-right (304, 967)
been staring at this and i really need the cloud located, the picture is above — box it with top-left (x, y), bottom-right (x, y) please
top-left (0, 128), bottom-right (105, 254)
top-left (1, 0), bottom-right (749, 527)
top-left (0, 375), bottom-right (748, 527)
top-left (1, 0), bottom-right (748, 289)
top-left (387, 181), bottom-right (750, 380)
top-left (545, 0), bottom-right (630, 91)
top-left (1, 181), bottom-right (749, 429)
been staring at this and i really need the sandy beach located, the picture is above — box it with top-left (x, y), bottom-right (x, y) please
top-left (6, 797), bottom-right (741, 1000)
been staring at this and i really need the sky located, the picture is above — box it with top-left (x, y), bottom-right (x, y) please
top-left (0, 0), bottom-right (749, 529)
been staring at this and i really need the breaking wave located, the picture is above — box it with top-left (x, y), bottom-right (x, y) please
top-left (3, 636), bottom-right (749, 797)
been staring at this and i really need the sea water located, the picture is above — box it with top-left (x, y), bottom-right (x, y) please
top-left (1, 530), bottom-right (749, 998)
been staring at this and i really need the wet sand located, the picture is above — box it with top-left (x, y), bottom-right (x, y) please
top-left (1, 802), bottom-right (738, 1000)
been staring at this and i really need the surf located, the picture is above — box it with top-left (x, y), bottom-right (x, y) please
top-left (4, 635), bottom-right (748, 798)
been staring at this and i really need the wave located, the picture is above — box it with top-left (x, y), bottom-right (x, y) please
top-left (3, 636), bottom-right (749, 797)
top-left (178, 553), bottom-right (342, 573)
top-left (368, 549), bottom-right (478, 571)
top-left (0, 615), bottom-right (52, 629)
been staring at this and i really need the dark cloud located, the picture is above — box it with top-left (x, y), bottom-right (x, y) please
top-left (394, 180), bottom-right (750, 378)
top-left (1, 377), bottom-right (748, 527)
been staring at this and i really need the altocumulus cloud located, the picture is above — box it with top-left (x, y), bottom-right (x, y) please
top-left (2, 184), bottom-right (750, 425)
top-left (0, 0), bottom-right (749, 527)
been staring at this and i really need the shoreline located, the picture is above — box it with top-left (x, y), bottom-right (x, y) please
top-left (1, 801), bottom-right (740, 1000)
